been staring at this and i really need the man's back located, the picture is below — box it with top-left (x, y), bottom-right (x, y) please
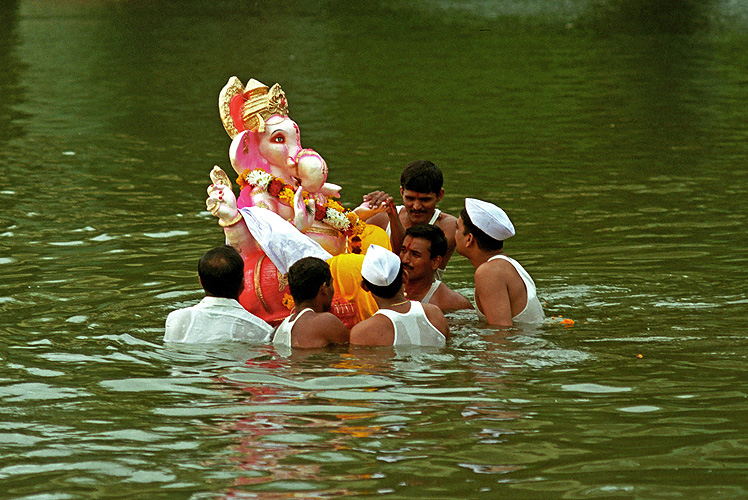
top-left (165, 296), bottom-right (273, 343)
top-left (474, 255), bottom-right (544, 326)
top-left (350, 301), bottom-right (448, 346)
top-left (273, 308), bottom-right (348, 348)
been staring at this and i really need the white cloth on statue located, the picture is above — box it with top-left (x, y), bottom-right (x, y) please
top-left (373, 301), bottom-right (446, 347)
top-left (238, 207), bottom-right (332, 275)
top-left (164, 296), bottom-right (273, 343)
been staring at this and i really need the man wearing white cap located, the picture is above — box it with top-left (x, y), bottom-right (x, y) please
top-left (350, 245), bottom-right (449, 347)
top-left (455, 198), bottom-right (545, 327)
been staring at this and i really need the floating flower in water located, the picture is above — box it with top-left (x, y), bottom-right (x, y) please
top-left (550, 315), bottom-right (575, 328)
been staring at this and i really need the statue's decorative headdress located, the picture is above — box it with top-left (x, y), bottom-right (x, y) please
top-left (219, 77), bottom-right (288, 138)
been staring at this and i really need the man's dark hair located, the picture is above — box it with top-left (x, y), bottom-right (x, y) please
top-left (460, 208), bottom-right (504, 252)
top-left (362, 263), bottom-right (404, 299)
top-left (400, 160), bottom-right (443, 194)
top-left (287, 257), bottom-right (332, 303)
top-left (198, 245), bottom-right (245, 298)
top-left (404, 224), bottom-right (448, 259)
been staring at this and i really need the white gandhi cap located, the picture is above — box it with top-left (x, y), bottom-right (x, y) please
top-left (361, 244), bottom-right (401, 286)
top-left (465, 198), bottom-right (515, 241)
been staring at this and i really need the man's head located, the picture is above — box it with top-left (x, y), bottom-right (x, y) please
top-left (361, 244), bottom-right (404, 299)
top-left (198, 245), bottom-right (245, 299)
top-left (400, 224), bottom-right (447, 281)
top-left (287, 257), bottom-right (335, 311)
top-left (457, 199), bottom-right (514, 254)
top-left (399, 160), bottom-right (445, 225)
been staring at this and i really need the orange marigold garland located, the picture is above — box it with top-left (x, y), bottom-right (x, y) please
top-left (238, 168), bottom-right (365, 237)
top-left (281, 293), bottom-right (295, 311)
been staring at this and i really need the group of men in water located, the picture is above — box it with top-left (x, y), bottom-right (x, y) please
top-left (164, 160), bottom-right (544, 347)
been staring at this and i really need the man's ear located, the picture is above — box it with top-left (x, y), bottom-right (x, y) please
top-left (435, 188), bottom-right (445, 202)
top-left (237, 278), bottom-right (245, 295)
top-left (399, 186), bottom-right (404, 197)
top-left (360, 280), bottom-right (370, 292)
top-left (464, 232), bottom-right (475, 248)
top-left (430, 255), bottom-right (443, 272)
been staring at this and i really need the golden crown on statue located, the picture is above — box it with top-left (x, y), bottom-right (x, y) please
top-left (219, 77), bottom-right (289, 138)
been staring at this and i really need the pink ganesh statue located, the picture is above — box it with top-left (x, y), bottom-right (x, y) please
top-left (209, 77), bottom-right (388, 326)
top-left (218, 77), bottom-right (359, 255)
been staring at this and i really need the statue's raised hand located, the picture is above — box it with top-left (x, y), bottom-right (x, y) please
top-left (206, 166), bottom-right (241, 226)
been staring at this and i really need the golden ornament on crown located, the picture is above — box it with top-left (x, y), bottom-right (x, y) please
top-left (218, 77), bottom-right (289, 138)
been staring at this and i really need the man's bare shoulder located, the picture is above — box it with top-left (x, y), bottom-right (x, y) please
top-left (476, 257), bottom-right (515, 277)
top-left (350, 313), bottom-right (394, 346)
top-left (433, 283), bottom-right (473, 311)
top-left (366, 212), bottom-right (389, 230)
top-left (307, 311), bottom-right (346, 330)
top-left (436, 211), bottom-right (457, 222)
top-left (292, 311), bottom-right (347, 347)
top-left (421, 302), bottom-right (450, 338)
top-left (475, 258), bottom-right (523, 292)
top-left (435, 212), bottom-right (457, 236)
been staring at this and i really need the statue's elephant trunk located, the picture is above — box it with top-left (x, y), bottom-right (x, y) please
top-left (293, 149), bottom-right (327, 192)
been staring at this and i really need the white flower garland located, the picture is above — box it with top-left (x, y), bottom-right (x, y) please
top-left (324, 208), bottom-right (350, 230)
top-left (244, 170), bottom-right (273, 190)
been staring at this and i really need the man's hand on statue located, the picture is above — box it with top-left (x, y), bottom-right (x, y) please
top-left (362, 190), bottom-right (394, 210)
top-left (355, 191), bottom-right (391, 221)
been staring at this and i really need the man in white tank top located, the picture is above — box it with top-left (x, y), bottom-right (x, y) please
top-left (455, 198), bottom-right (545, 327)
top-left (356, 161), bottom-right (458, 275)
top-left (350, 245), bottom-right (449, 347)
top-left (273, 257), bottom-right (349, 348)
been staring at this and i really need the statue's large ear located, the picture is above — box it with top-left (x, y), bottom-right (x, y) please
top-left (219, 77), bottom-right (246, 139)
top-left (229, 130), bottom-right (265, 176)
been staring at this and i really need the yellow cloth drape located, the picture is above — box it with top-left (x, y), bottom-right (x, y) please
top-left (330, 223), bottom-right (391, 324)
top-left (349, 223), bottom-right (392, 254)
top-left (328, 253), bottom-right (378, 324)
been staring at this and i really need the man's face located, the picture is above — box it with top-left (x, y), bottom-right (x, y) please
top-left (455, 216), bottom-right (467, 256)
top-left (400, 188), bottom-right (444, 225)
top-left (400, 235), bottom-right (439, 281)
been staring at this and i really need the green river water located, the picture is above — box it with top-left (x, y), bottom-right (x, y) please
top-left (1, 1), bottom-right (747, 498)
